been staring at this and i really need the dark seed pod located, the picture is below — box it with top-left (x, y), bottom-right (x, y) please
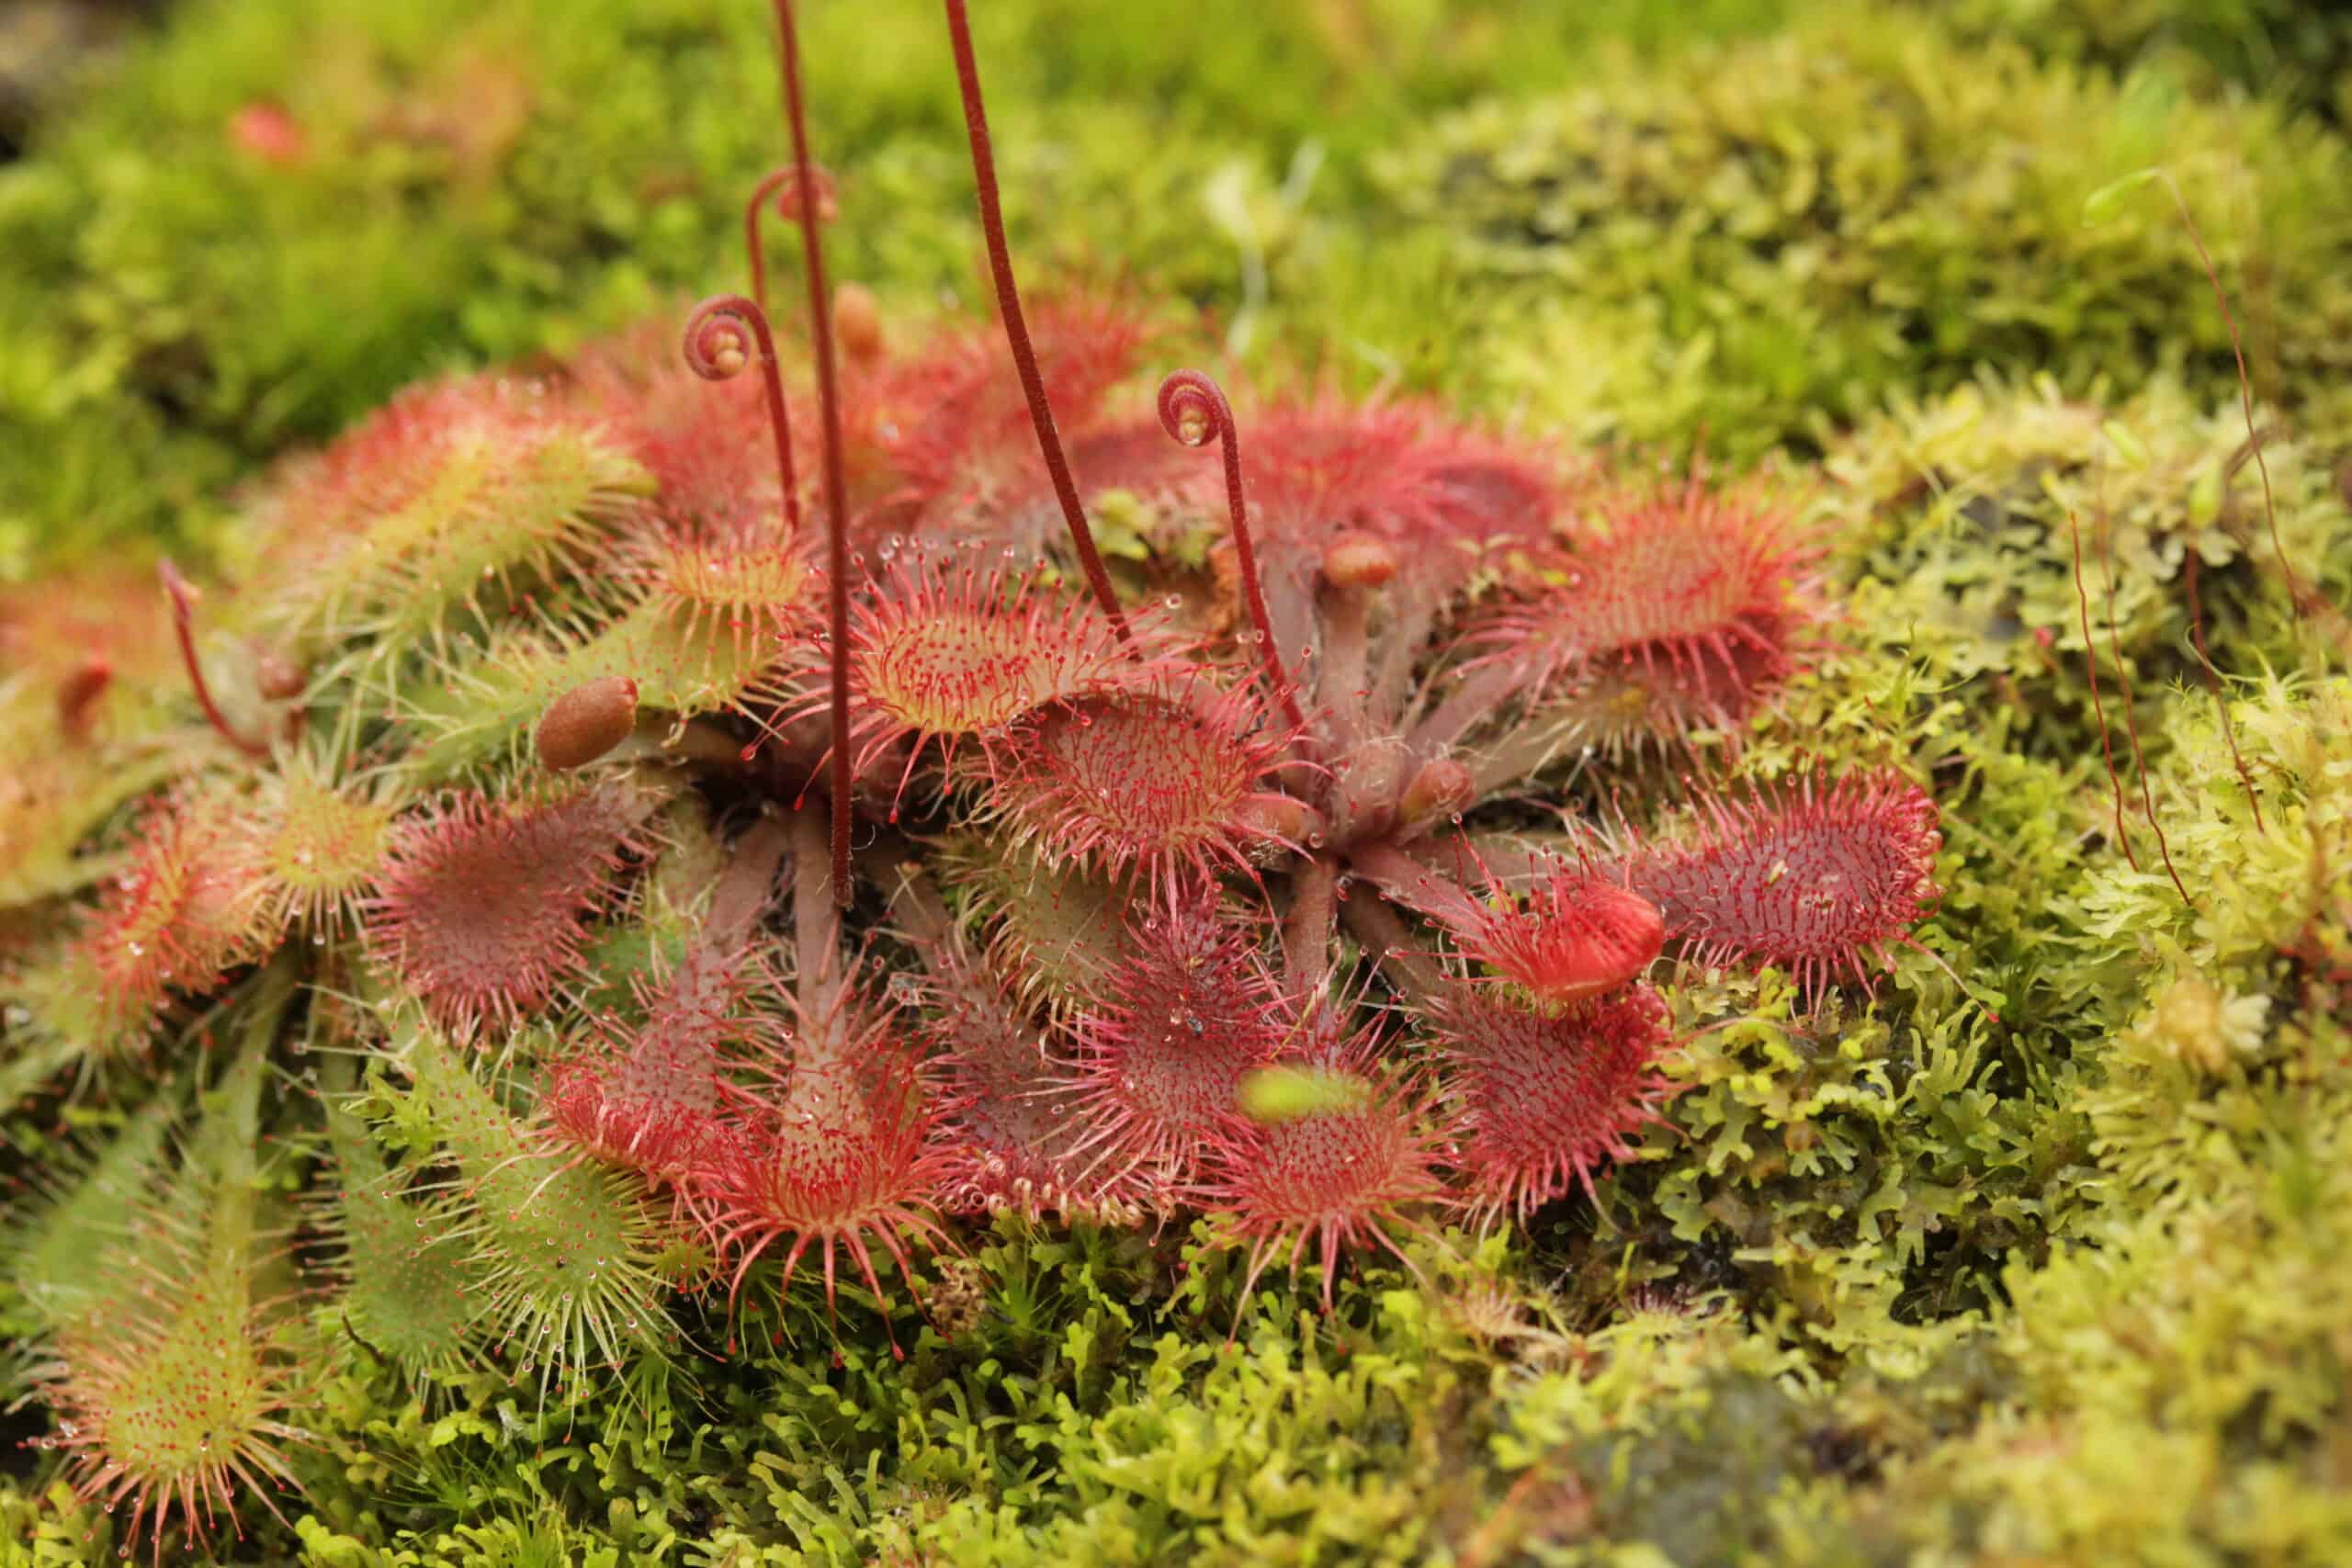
top-left (536, 676), bottom-right (639, 772)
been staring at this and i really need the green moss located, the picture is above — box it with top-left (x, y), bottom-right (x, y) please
top-left (1829, 378), bottom-right (2350, 733)
top-left (1376, 20), bottom-right (2352, 456)
top-left (1917, 0), bottom-right (2352, 123)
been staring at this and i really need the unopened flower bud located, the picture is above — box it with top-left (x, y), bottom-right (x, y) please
top-left (1398, 756), bottom-right (1475, 826)
top-left (1321, 533), bottom-right (1399, 590)
top-left (536, 676), bottom-right (639, 772)
top-left (57, 653), bottom-right (112, 740)
top-left (1460, 876), bottom-right (1664, 1008)
top-left (775, 169), bottom-right (839, 223)
top-left (255, 649), bottom-right (307, 701)
top-left (1238, 794), bottom-right (1328, 854)
top-left (834, 282), bottom-right (884, 362)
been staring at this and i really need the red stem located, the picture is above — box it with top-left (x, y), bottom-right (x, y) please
top-left (789, 796), bottom-right (844, 1027)
top-left (2065, 510), bottom-right (2138, 872)
top-left (942, 0), bottom-right (1134, 647)
top-left (2159, 171), bottom-right (2298, 820)
top-left (744, 164), bottom-right (833, 320)
top-left (2098, 503), bottom-right (2193, 910)
top-left (1283, 854), bottom-right (1338, 991)
top-left (772, 0), bottom-right (854, 906)
top-left (682, 294), bottom-right (802, 536)
top-left (2160, 175), bottom-right (2298, 621)
top-left (746, 169), bottom-right (786, 319)
top-left (157, 560), bottom-right (268, 758)
top-left (1157, 368), bottom-right (1308, 737)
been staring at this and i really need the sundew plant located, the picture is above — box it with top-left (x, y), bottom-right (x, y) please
top-left (0, 1), bottom-right (2348, 1563)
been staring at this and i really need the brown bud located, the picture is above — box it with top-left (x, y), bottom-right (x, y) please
top-left (1398, 756), bottom-right (1475, 827)
top-left (775, 170), bottom-right (839, 224)
top-left (254, 649), bottom-right (307, 701)
top-left (1321, 532), bottom-right (1399, 590)
top-left (57, 653), bottom-right (113, 741)
top-left (1238, 794), bottom-right (1329, 856)
top-left (834, 282), bottom-right (883, 362)
top-left (536, 676), bottom-right (639, 772)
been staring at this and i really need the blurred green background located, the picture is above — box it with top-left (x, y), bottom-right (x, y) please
top-left (1, 0), bottom-right (2345, 578)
